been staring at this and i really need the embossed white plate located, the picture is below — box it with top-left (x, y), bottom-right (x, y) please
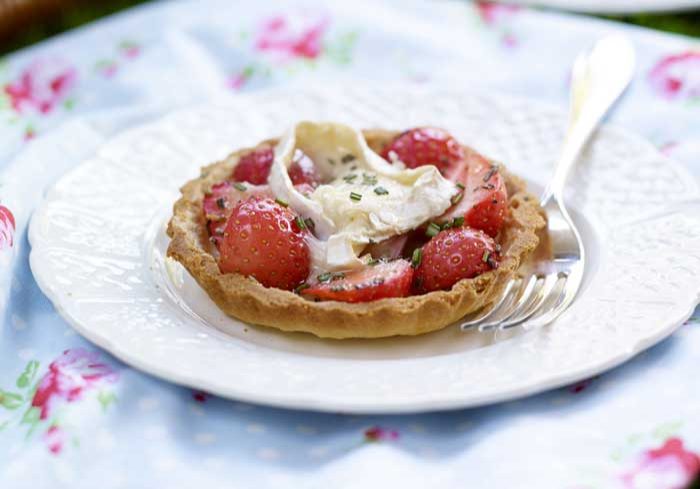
top-left (29, 86), bottom-right (700, 413)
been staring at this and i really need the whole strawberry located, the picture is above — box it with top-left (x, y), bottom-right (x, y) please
top-left (381, 127), bottom-right (464, 176)
top-left (219, 197), bottom-right (310, 290)
top-left (413, 227), bottom-right (499, 293)
top-left (232, 146), bottom-right (274, 184)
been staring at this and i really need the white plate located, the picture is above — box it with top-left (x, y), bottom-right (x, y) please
top-left (28, 86), bottom-right (700, 413)
top-left (510, 0), bottom-right (700, 13)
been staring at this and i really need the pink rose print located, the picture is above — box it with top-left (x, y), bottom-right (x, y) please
top-left (44, 425), bottom-right (65, 455)
top-left (475, 1), bottom-right (520, 24)
top-left (621, 437), bottom-right (700, 489)
top-left (3, 58), bottom-right (77, 114)
top-left (364, 426), bottom-right (400, 442)
top-left (475, 2), bottom-right (520, 47)
top-left (96, 40), bottom-right (142, 78)
top-left (119, 40), bottom-right (141, 59)
top-left (649, 51), bottom-right (700, 101)
top-left (254, 15), bottom-right (329, 61)
top-left (0, 205), bottom-right (16, 251)
top-left (31, 348), bottom-right (117, 420)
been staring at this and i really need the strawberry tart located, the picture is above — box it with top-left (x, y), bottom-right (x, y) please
top-left (167, 122), bottom-right (545, 338)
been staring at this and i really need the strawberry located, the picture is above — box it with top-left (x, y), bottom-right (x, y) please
top-left (441, 148), bottom-right (508, 237)
top-left (413, 227), bottom-right (499, 293)
top-left (203, 181), bottom-right (271, 247)
top-left (302, 260), bottom-right (413, 303)
top-left (218, 197), bottom-right (310, 290)
top-left (381, 127), bottom-right (464, 176)
top-left (232, 146), bottom-right (274, 184)
top-left (288, 149), bottom-right (321, 188)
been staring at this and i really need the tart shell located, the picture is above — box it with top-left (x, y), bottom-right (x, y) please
top-left (166, 130), bottom-right (546, 339)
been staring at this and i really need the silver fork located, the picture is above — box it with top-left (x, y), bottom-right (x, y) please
top-left (461, 35), bottom-right (636, 332)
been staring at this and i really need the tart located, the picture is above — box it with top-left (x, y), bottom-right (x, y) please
top-left (167, 122), bottom-right (545, 339)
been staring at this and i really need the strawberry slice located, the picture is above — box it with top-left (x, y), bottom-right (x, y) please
top-left (441, 148), bottom-right (508, 237)
top-left (219, 197), bottom-right (310, 290)
top-left (288, 149), bottom-right (321, 188)
top-left (364, 234), bottom-right (409, 261)
top-left (413, 227), bottom-right (499, 293)
top-left (302, 260), bottom-right (414, 303)
top-left (381, 127), bottom-right (464, 176)
top-left (203, 181), bottom-right (271, 247)
top-left (232, 146), bottom-right (274, 184)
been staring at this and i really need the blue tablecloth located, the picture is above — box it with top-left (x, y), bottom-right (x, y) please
top-left (1, 1), bottom-right (699, 487)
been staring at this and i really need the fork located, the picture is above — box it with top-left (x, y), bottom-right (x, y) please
top-left (460, 35), bottom-right (636, 332)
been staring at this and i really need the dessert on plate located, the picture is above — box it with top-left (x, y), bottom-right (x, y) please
top-left (167, 122), bottom-right (545, 338)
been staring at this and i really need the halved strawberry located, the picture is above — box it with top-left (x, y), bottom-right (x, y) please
top-left (381, 127), bottom-right (464, 176)
top-left (288, 149), bottom-right (321, 188)
top-left (413, 227), bottom-right (499, 293)
top-left (219, 197), bottom-right (310, 290)
top-left (232, 146), bottom-right (274, 184)
top-left (203, 181), bottom-right (271, 247)
top-left (441, 148), bottom-right (508, 237)
top-left (302, 260), bottom-right (413, 303)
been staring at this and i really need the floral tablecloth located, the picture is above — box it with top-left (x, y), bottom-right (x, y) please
top-left (1, 1), bottom-right (699, 488)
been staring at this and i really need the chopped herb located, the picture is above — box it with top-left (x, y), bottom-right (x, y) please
top-left (452, 216), bottom-right (465, 227)
top-left (426, 222), bottom-right (441, 237)
top-left (451, 192), bottom-right (463, 205)
top-left (317, 272), bottom-right (332, 283)
top-left (331, 272), bottom-right (346, 281)
top-left (368, 258), bottom-right (380, 266)
top-left (441, 221), bottom-right (452, 230)
top-left (275, 198), bottom-right (289, 207)
top-left (411, 248), bottom-right (422, 268)
top-left (373, 186), bottom-right (389, 196)
top-left (343, 174), bottom-right (357, 183)
top-left (295, 216), bottom-right (306, 230)
top-left (482, 251), bottom-right (490, 263)
top-left (341, 154), bottom-right (356, 164)
top-left (350, 192), bottom-right (362, 202)
top-left (362, 173), bottom-right (378, 185)
top-left (481, 183), bottom-right (496, 190)
top-left (304, 217), bottom-right (315, 230)
top-left (483, 164), bottom-right (499, 183)
top-left (327, 158), bottom-right (336, 166)
top-left (294, 283), bottom-right (310, 294)
top-left (456, 182), bottom-right (465, 190)
top-left (233, 182), bottom-right (247, 191)
top-left (216, 198), bottom-right (226, 210)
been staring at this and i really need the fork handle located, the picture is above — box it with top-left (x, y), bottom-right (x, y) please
top-left (542, 35), bottom-right (636, 205)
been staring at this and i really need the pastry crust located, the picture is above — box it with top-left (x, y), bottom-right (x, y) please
top-left (166, 130), bottom-right (546, 339)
